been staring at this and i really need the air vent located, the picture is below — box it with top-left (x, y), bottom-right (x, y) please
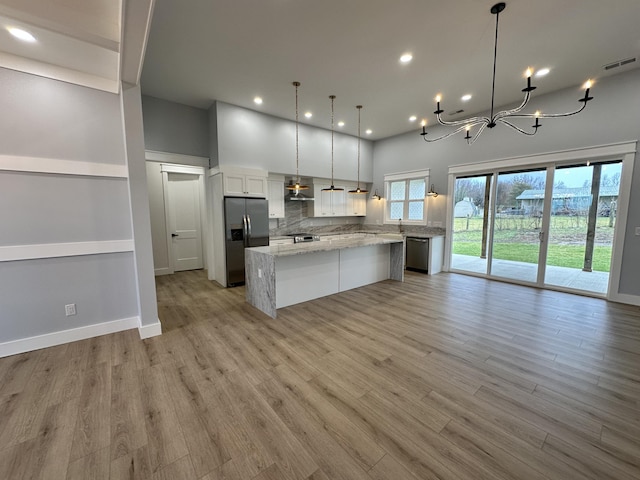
top-left (448, 109), bottom-right (465, 116)
top-left (603, 57), bottom-right (636, 71)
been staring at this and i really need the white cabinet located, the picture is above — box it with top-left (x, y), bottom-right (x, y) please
top-left (313, 183), bottom-right (346, 217)
top-left (267, 176), bottom-right (285, 218)
top-left (310, 180), bottom-right (368, 217)
top-left (346, 190), bottom-right (367, 216)
top-left (213, 166), bottom-right (267, 197)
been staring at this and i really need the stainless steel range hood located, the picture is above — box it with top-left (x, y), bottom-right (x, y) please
top-left (287, 190), bottom-right (315, 201)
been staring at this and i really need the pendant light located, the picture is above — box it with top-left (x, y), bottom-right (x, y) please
top-left (349, 105), bottom-right (368, 194)
top-left (322, 95), bottom-right (344, 192)
top-left (286, 81), bottom-right (309, 191)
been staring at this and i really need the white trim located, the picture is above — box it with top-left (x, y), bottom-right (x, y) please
top-left (384, 168), bottom-right (430, 182)
top-left (0, 240), bottom-right (135, 262)
top-left (0, 52), bottom-right (120, 94)
top-left (0, 316), bottom-right (139, 358)
top-left (162, 170), bottom-right (176, 275)
top-left (443, 173), bottom-right (455, 271)
top-left (138, 321), bottom-right (162, 339)
top-left (448, 141), bottom-right (637, 175)
top-left (161, 164), bottom-right (205, 175)
top-left (609, 292), bottom-right (640, 306)
top-left (154, 267), bottom-right (171, 276)
top-left (607, 151), bottom-right (635, 301)
top-left (0, 154), bottom-right (128, 178)
top-left (145, 150), bottom-right (209, 167)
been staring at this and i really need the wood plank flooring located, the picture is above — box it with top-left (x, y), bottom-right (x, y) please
top-left (1, 270), bottom-right (640, 479)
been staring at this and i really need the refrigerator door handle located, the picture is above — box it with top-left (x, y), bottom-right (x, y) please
top-left (242, 215), bottom-right (248, 248)
top-left (246, 214), bottom-right (252, 244)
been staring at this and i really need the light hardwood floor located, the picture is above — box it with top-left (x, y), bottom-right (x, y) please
top-left (1, 270), bottom-right (640, 479)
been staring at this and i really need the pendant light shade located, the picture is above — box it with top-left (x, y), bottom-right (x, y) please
top-left (349, 105), bottom-right (368, 194)
top-left (286, 81), bottom-right (309, 191)
top-left (322, 95), bottom-right (344, 192)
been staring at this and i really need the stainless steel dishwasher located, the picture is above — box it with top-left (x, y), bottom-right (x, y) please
top-left (406, 237), bottom-right (429, 272)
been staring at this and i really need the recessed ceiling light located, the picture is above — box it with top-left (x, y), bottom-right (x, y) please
top-left (253, 96), bottom-right (263, 105)
top-left (535, 68), bottom-right (550, 77)
top-left (400, 53), bottom-right (413, 64)
top-left (409, 115), bottom-right (417, 122)
top-left (461, 94), bottom-right (472, 102)
top-left (8, 27), bottom-right (36, 42)
top-left (337, 121), bottom-right (345, 127)
top-left (365, 129), bottom-right (373, 135)
top-left (304, 112), bottom-right (312, 118)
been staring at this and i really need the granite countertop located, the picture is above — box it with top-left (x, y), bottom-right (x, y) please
top-left (251, 236), bottom-right (404, 257)
top-left (269, 231), bottom-right (443, 242)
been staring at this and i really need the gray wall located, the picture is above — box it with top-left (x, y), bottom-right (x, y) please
top-left (373, 67), bottom-right (640, 297)
top-left (141, 95), bottom-right (210, 157)
top-left (214, 101), bottom-right (374, 182)
top-left (0, 67), bottom-right (140, 344)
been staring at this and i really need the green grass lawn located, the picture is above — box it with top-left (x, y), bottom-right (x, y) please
top-left (453, 242), bottom-right (612, 272)
top-left (452, 215), bottom-right (614, 272)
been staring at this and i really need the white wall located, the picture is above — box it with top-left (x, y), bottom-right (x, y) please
top-left (214, 101), bottom-right (374, 182)
top-left (0, 67), bottom-right (141, 351)
top-left (141, 95), bottom-right (210, 158)
top-left (373, 68), bottom-right (640, 298)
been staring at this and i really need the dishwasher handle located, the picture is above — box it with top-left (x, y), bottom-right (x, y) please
top-left (407, 238), bottom-right (428, 243)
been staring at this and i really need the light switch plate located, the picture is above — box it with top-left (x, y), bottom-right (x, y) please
top-left (636, 226), bottom-right (640, 236)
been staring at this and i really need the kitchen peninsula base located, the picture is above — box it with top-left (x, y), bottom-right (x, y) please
top-left (245, 237), bottom-right (404, 318)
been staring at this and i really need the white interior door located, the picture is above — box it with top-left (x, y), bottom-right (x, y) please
top-left (166, 172), bottom-right (204, 271)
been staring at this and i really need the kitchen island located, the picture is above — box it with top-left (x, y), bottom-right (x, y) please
top-left (245, 236), bottom-right (404, 318)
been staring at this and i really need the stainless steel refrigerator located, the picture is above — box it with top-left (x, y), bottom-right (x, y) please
top-left (224, 197), bottom-right (269, 286)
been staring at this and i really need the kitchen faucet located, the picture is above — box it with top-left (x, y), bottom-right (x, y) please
top-left (398, 218), bottom-right (404, 233)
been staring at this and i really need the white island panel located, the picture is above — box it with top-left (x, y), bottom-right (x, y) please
top-left (276, 250), bottom-right (339, 309)
top-left (339, 245), bottom-right (390, 291)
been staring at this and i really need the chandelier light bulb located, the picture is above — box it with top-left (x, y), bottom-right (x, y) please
top-left (435, 94), bottom-right (442, 103)
top-left (584, 80), bottom-right (592, 89)
top-left (525, 68), bottom-right (533, 78)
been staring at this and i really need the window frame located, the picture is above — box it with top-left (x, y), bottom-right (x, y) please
top-left (384, 169), bottom-right (429, 225)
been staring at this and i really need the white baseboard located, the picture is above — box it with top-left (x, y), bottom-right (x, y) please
top-left (154, 267), bottom-right (171, 276)
top-left (139, 320), bottom-right (162, 339)
top-left (0, 316), bottom-right (140, 358)
top-left (609, 292), bottom-right (640, 306)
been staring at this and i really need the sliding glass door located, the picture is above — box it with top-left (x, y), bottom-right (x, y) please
top-left (544, 161), bottom-right (622, 294)
top-left (490, 169), bottom-right (548, 283)
top-left (450, 161), bottom-right (623, 296)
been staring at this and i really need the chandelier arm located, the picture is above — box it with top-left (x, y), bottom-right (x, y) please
top-left (436, 114), bottom-right (490, 128)
top-left (497, 118), bottom-right (538, 136)
top-left (492, 91), bottom-right (532, 121)
top-left (422, 124), bottom-right (474, 142)
top-left (508, 102), bottom-right (588, 119)
top-left (468, 122), bottom-right (490, 144)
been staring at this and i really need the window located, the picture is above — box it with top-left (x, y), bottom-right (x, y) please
top-left (384, 170), bottom-right (429, 224)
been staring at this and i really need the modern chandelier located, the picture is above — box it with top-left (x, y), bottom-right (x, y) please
top-left (349, 105), bottom-right (368, 194)
top-left (286, 81), bottom-right (309, 191)
top-left (420, 2), bottom-right (594, 145)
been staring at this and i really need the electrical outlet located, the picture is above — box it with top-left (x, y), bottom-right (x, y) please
top-left (636, 226), bottom-right (640, 236)
top-left (65, 304), bottom-right (76, 316)
top-left (258, 268), bottom-right (262, 278)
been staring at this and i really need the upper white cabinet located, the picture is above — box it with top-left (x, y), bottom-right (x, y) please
top-left (267, 175), bottom-right (285, 218)
top-left (211, 166), bottom-right (268, 197)
top-left (312, 182), bottom-right (346, 217)
top-left (346, 190), bottom-right (367, 216)
top-left (310, 180), bottom-right (367, 217)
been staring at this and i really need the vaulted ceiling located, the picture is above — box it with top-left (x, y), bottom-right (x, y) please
top-left (140, 0), bottom-right (640, 139)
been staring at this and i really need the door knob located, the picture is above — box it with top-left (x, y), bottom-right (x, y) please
top-left (172, 233), bottom-right (179, 237)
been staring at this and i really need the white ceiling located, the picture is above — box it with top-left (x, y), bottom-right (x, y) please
top-left (140, 0), bottom-right (640, 140)
top-left (0, 0), bottom-right (122, 92)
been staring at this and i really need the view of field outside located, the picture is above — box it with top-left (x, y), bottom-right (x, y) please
top-left (452, 162), bottom-right (622, 275)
